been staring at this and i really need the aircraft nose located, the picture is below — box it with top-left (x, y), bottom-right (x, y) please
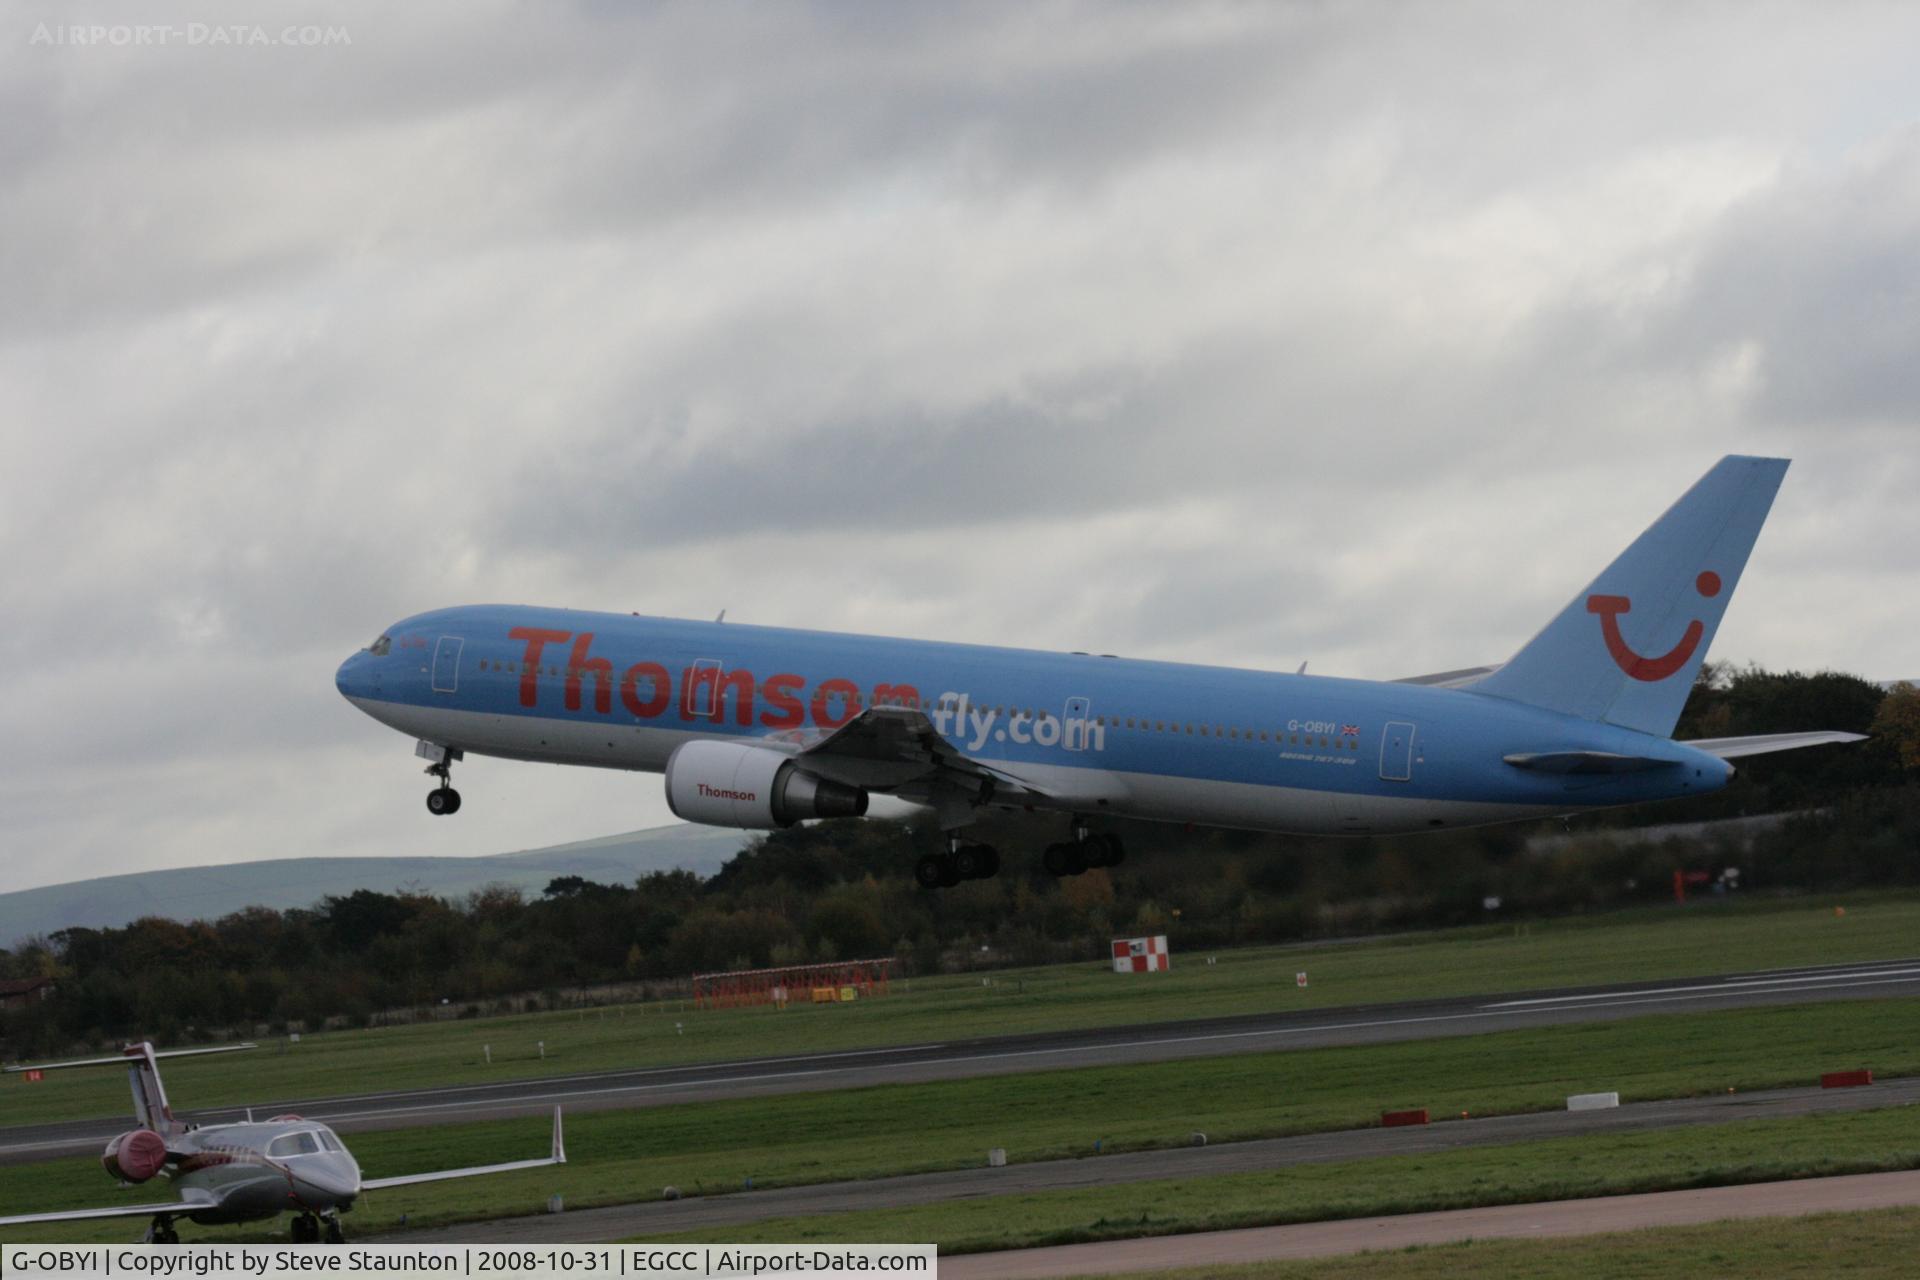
top-left (336, 652), bottom-right (372, 701)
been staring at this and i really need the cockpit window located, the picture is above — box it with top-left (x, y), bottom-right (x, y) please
top-left (318, 1131), bottom-right (345, 1153)
top-left (369, 635), bottom-right (392, 657)
top-left (267, 1131), bottom-right (322, 1158)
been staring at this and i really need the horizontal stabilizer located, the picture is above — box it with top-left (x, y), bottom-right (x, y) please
top-left (2, 1043), bottom-right (255, 1075)
top-left (1681, 731), bottom-right (1868, 759)
top-left (1393, 664), bottom-right (1502, 689)
top-left (1504, 751), bottom-right (1680, 775)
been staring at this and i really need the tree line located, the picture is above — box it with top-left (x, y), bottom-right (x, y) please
top-left (3, 667), bottom-right (1915, 1056)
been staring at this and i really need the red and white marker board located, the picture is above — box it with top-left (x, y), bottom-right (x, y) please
top-left (1112, 935), bottom-right (1170, 973)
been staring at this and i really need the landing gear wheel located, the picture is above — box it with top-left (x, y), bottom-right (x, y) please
top-left (1086, 832), bottom-right (1124, 867)
top-left (323, 1216), bottom-right (346, 1244)
top-left (291, 1215), bottom-right (319, 1244)
top-left (1043, 842), bottom-right (1088, 877)
top-left (426, 786), bottom-right (462, 816)
top-left (953, 844), bottom-right (1000, 880)
top-left (147, 1216), bottom-right (179, 1244)
top-left (914, 853), bottom-right (953, 889)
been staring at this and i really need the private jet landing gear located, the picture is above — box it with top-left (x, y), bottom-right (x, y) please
top-left (418, 741), bottom-right (463, 816)
top-left (915, 836), bottom-right (1001, 888)
top-left (290, 1212), bottom-right (341, 1243)
top-left (1044, 824), bottom-right (1124, 877)
top-left (144, 1214), bottom-right (179, 1244)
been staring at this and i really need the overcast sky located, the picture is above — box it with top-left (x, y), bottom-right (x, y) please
top-left (2, 2), bottom-right (1916, 896)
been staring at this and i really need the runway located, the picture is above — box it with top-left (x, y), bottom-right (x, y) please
top-left (940, 1169), bottom-right (1920, 1277)
top-left (384, 1074), bottom-right (1920, 1243)
top-left (3, 957), bottom-right (1914, 1163)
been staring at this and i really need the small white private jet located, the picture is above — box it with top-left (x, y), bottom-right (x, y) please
top-left (0, 1042), bottom-right (564, 1243)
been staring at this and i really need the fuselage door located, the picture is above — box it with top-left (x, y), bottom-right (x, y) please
top-left (1379, 721), bottom-right (1416, 782)
top-left (431, 637), bottom-right (464, 694)
top-left (1062, 696), bottom-right (1092, 751)
top-left (684, 657), bottom-right (722, 719)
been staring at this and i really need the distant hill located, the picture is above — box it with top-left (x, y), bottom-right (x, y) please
top-left (0, 824), bottom-right (751, 947)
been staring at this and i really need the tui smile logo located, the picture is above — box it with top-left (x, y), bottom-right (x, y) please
top-left (1587, 571), bottom-right (1722, 682)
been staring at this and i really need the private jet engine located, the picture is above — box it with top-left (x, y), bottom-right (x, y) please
top-left (665, 741), bottom-right (868, 829)
top-left (102, 1128), bottom-right (169, 1183)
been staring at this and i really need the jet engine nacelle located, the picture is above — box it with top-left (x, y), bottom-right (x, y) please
top-left (102, 1128), bottom-right (169, 1183)
top-left (665, 741), bottom-right (869, 829)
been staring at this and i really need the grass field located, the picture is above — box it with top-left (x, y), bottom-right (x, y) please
top-left (642, 1106), bottom-right (1920, 1252)
top-left (0, 996), bottom-right (1914, 1243)
top-left (7, 890), bottom-right (1917, 1126)
top-left (1076, 1206), bottom-right (1920, 1280)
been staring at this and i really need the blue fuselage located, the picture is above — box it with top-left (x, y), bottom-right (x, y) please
top-left (336, 605), bottom-right (1731, 836)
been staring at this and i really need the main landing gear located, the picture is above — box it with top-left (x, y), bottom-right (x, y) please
top-left (420, 741), bottom-right (463, 816)
top-left (915, 837), bottom-right (1001, 888)
top-left (914, 824), bottom-right (1124, 888)
top-left (144, 1214), bottom-right (179, 1244)
top-left (1043, 824), bottom-right (1125, 878)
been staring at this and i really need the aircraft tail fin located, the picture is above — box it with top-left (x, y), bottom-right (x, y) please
top-left (4, 1041), bottom-right (254, 1135)
top-left (1472, 456), bottom-right (1789, 738)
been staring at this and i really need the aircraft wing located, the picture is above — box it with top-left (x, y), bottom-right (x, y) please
top-left (768, 706), bottom-right (1052, 802)
top-left (361, 1107), bottom-right (565, 1191)
top-left (1680, 731), bottom-right (1869, 759)
top-left (1392, 664), bottom-right (1502, 689)
top-left (0, 1200), bottom-right (194, 1226)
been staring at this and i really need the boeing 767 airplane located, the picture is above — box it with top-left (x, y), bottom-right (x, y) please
top-left (337, 456), bottom-right (1862, 887)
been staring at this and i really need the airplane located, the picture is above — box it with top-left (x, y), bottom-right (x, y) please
top-left (0, 1043), bottom-right (565, 1243)
top-left (336, 455), bottom-right (1864, 888)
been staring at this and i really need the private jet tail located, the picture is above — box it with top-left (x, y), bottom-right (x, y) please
top-left (1473, 456), bottom-right (1788, 738)
top-left (3, 1042), bottom-right (256, 1137)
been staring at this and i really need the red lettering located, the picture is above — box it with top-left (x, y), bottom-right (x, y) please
top-left (681, 664), bottom-right (718, 720)
top-left (564, 633), bottom-right (613, 714)
top-left (620, 662), bottom-right (671, 718)
top-left (760, 674), bottom-right (805, 729)
top-left (509, 627), bottom-right (571, 707)
top-left (714, 668), bottom-right (755, 726)
top-left (873, 683), bottom-right (920, 708)
top-left (811, 677), bottom-right (860, 729)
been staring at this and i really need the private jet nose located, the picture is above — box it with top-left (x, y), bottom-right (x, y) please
top-left (295, 1154), bottom-right (362, 1204)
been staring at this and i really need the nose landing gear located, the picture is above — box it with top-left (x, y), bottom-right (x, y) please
top-left (418, 741), bottom-right (463, 815)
